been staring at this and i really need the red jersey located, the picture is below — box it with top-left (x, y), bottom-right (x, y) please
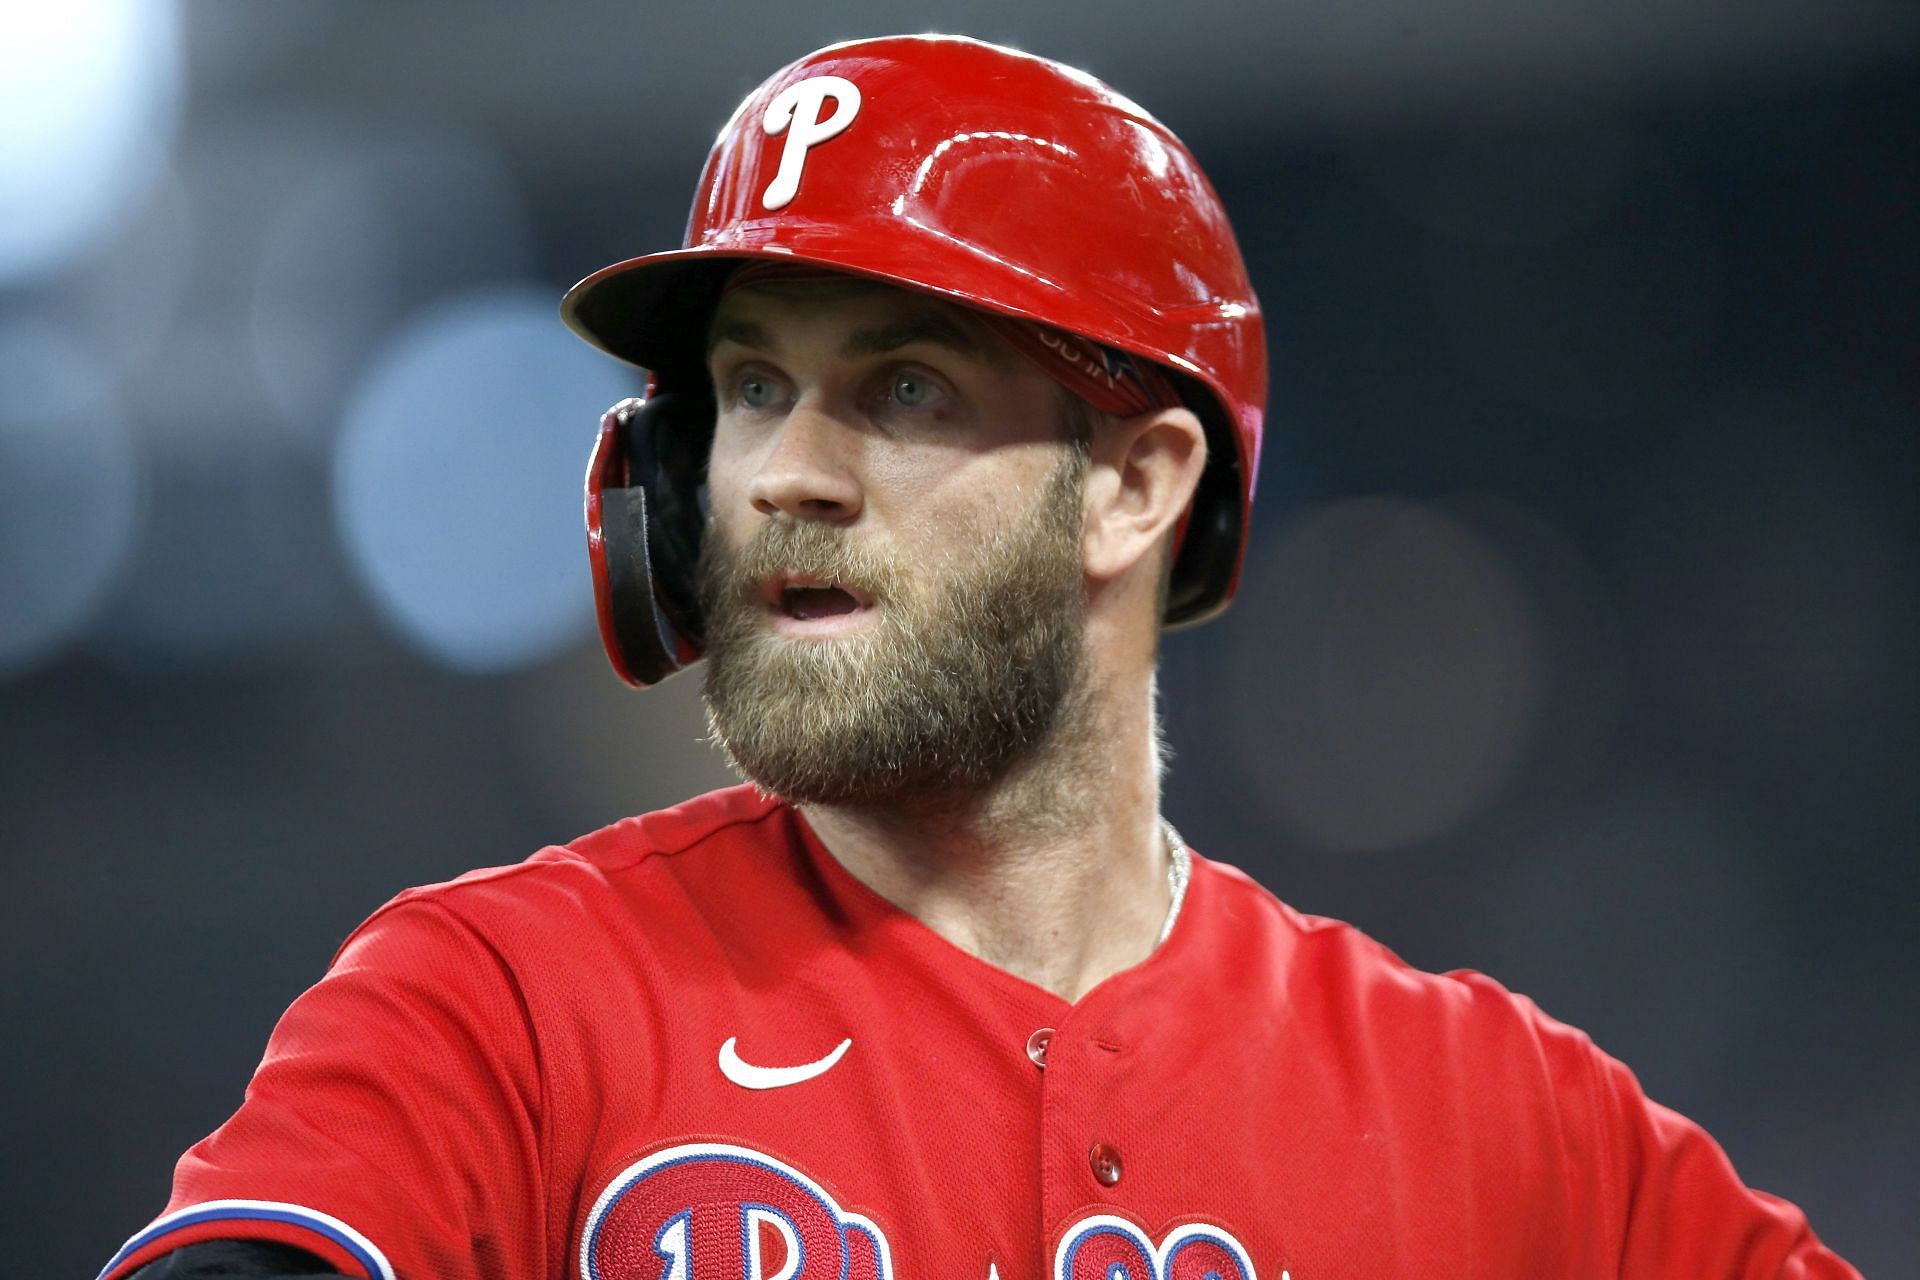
top-left (101, 785), bottom-right (1857, 1280)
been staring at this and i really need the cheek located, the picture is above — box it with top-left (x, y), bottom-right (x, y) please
top-left (858, 452), bottom-right (944, 513)
top-left (865, 438), bottom-right (1062, 514)
top-left (703, 424), bottom-right (764, 511)
top-left (698, 441), bottom-right (756, 559)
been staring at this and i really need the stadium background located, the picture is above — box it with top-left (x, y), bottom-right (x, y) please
top-left (1, 3), bottom-right (1914, 1275)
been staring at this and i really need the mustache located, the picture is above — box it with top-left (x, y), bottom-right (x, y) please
top-left (706, 519), bottom-right (900, 603)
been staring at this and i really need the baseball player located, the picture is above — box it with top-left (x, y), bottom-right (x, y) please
top-left (102, 35), bottom-right (1859, 1280)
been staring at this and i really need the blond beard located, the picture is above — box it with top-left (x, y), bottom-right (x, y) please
top-left (697, 449), bottom-right (1090, 809)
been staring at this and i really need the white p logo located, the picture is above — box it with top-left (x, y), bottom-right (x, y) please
top-left (760, 75), bottom-right (862, 211)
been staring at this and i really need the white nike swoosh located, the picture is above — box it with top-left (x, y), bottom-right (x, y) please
top-left (717, 1036), bottom-right (852, 1090)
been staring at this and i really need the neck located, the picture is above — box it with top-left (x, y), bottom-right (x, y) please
top-left (801, 669), bottom-right (1171, 1003)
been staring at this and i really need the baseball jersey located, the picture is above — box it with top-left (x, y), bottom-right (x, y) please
top-left (100, 784), bottom-right (1858, 1280)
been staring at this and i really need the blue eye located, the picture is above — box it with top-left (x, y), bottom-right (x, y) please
top-left (740, 377), bottom-right (775, 409)
top-left (891, 373), bottom-right (932, 407)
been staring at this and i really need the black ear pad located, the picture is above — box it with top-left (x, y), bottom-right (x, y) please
top-left (620, 389), bottom-right (713, 638)
top-left (599, 391), bottom-right (714, 683)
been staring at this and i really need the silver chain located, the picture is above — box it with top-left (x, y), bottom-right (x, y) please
top-left (1156, 818), bottom-right (1192, 948)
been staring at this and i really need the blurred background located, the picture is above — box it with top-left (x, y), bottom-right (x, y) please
top-left (2, 1), bottom-right (1914, 1274)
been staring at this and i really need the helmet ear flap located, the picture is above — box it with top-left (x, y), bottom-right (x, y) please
top-left (585, 391), bottom-right (713, 686)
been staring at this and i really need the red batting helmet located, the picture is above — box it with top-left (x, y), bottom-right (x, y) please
top-left (563, 33), bottom-right (1266, 687)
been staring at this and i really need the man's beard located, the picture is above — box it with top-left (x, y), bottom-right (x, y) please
top-left (697, 450), bottom-right (1090, 809)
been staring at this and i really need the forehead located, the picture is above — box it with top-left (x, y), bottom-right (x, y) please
top-left (706, 275), bottom-right (1017, 367)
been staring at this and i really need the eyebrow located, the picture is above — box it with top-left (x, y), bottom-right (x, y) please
top-left (840, 312), bottom-right (986, 361)
top-left (706, 308), bottom-right (1002, 366)
top-left (707, 315), bottom-right (772, 357)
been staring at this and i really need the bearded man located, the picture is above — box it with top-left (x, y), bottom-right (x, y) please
top-left (102, 34), bottom-right (1858, 1280)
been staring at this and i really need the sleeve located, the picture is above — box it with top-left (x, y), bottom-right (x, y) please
top-left (130, 1240), bottom-right (341, 1277)
top-left (1584, 1032), bottom-right (1861, 1279)
top-left (98, 898), bottom-right (547, 1280)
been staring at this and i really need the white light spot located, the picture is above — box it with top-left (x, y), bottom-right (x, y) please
top-left (0, 0), bottom-right (182, 282)
top-left (905, 130), bottom-right (1078, 206)
top-left (333, 288), bottom-right (637, 673)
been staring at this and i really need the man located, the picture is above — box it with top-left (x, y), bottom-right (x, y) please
top-left (102, 35), bottom-right (1857, 1280)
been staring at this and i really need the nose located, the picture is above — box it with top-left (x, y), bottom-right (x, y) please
top-left (746, 398), bottom-right (864, 524)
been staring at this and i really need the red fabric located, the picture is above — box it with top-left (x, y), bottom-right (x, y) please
top-left (102, 785), bottom-right (1859, 1280)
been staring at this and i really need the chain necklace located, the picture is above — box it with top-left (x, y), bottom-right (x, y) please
top-left (1156, 818), bottom-right (1192, 948)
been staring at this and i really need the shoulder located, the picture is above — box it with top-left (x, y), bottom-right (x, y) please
top-left (1193, 853), bottom-right (1603, 1085)
top-left (339, 783), bottom-right (796, 961)
top-left (1192, 853), bottom-right (1621, 1197)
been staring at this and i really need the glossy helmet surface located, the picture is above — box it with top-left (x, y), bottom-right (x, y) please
top-left (564, 33), bottom-right (1266, 686)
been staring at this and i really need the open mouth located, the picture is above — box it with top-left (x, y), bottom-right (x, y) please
top-left (782, 584), bottom-right (863, 620)
top-left (763, 575), bottom-right (877, 632)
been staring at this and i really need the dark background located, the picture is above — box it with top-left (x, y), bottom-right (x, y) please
top-left (2, 3), bottom-right (1914, 1275)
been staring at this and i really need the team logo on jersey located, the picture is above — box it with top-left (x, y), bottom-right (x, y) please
top-left (1054, 1215), bottom-right (1260, 1280)
top-left (580, 1142), bottom-right (893, 1280)
top-left (760, 74), bottom-right (862, 210)
top-left (579, 1143), bottom-right (1264, 1280)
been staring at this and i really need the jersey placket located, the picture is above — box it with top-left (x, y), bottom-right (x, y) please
top-left (1036, 999), bottom-right (1136, 1274)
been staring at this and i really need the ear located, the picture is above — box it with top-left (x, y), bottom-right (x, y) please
top-left (1081, 405), bottom-right (1208, 584)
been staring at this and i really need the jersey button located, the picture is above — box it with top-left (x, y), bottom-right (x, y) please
top-left (1026, 1027), bottom-right (1054, 1068)
top-left (1089, 1142), bottom-right (1123, 1186)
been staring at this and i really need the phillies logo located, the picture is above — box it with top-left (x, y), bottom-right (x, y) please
top-left (760, 74), bottom-right (862, 210)
top-left (580, 1143), bottom-right (893, 1280)
top-left (582, 1144), bottom-right (1261, 1280)
top-left (1054, 1216), bottom-right (1259, 1280)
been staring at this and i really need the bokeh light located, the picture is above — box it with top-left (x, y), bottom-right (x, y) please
top-left (1226, 497), bottom-right (1547, 851)
top-left (0, 0), bottom-right (182, 282)
top-left (333, 287), bottom-right (637, 673)
top-left (250, 133), bottom-right (537, 439)
top-left (0, 321), bottom-right (142, 674)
